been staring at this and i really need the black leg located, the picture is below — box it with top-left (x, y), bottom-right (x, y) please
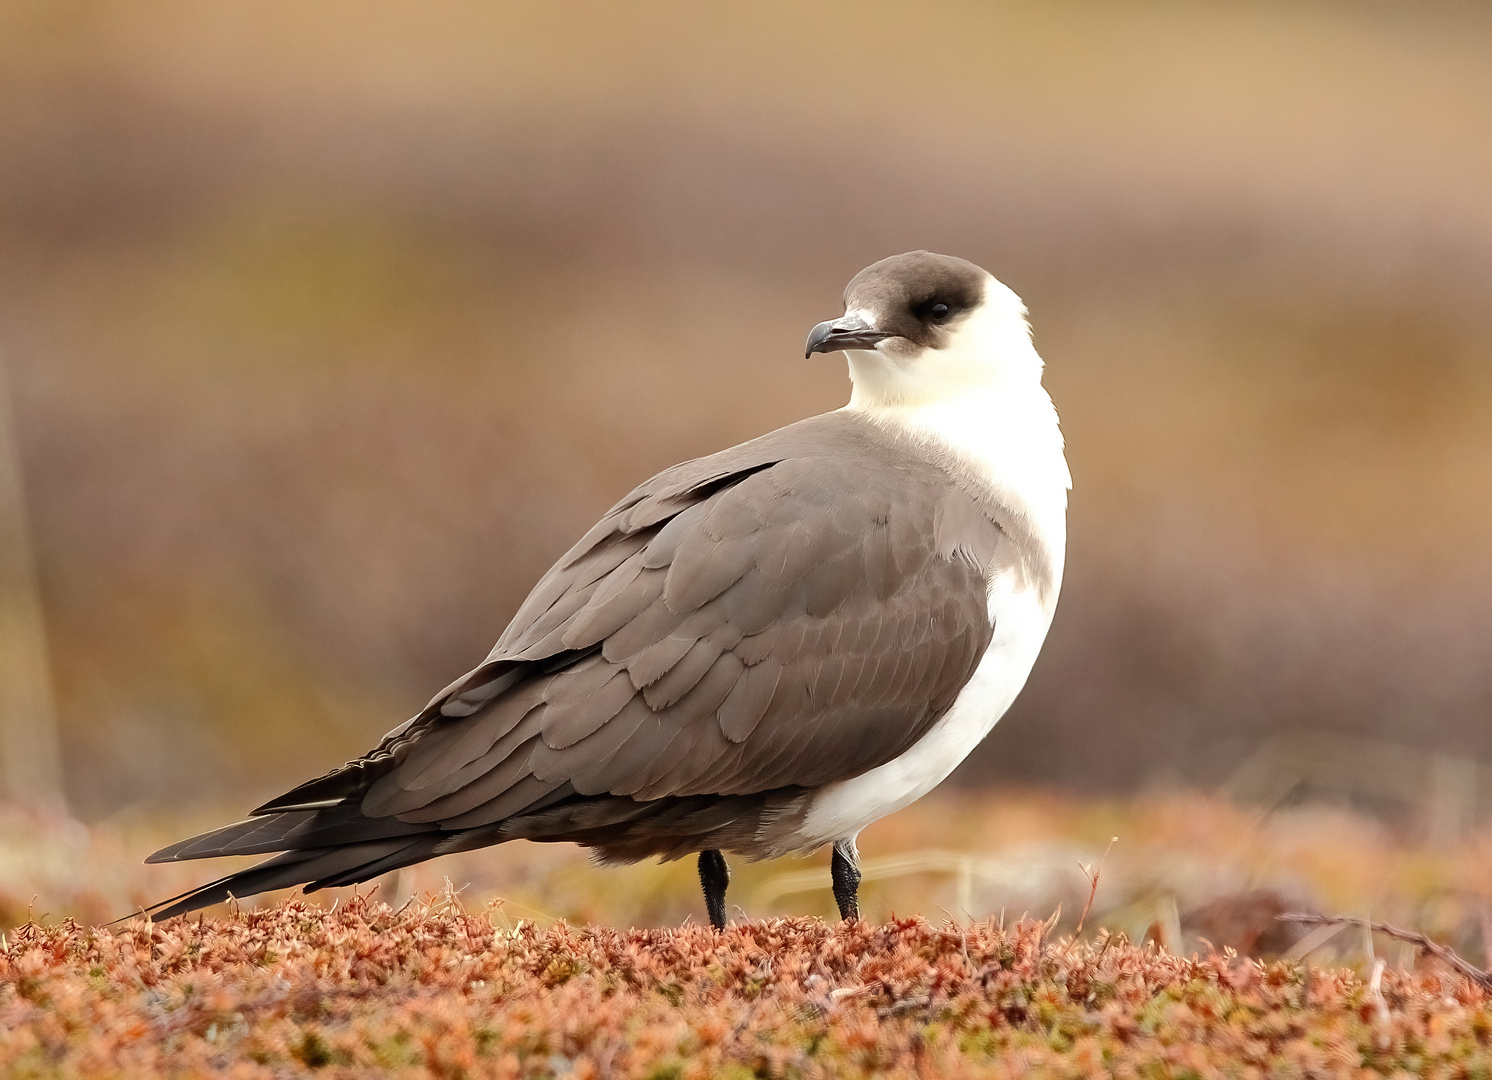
top-left (698, 848), bottom-right (730, 930)
top-left (831, 841), bottom-right (862, 921)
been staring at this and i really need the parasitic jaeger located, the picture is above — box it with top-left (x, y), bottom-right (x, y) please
top-left (145, 251), bottom-right (1071, 928)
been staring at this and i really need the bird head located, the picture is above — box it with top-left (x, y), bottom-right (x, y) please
top-left (805, 251), bottom-right (1042, 410)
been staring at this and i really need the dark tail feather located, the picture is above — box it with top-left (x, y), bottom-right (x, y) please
top-left (146, 807), bottom-right (432, 863)
top-left (251, 757), bottom-right (399, 815)
top-left (140, 847), bottom-right (330, 921)
top-left (143, 837), bottom-right (435, 920)
top-left (302, 835), bottom-right (448, 892)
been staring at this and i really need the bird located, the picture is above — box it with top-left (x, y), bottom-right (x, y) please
top-left (144, 251), bottom-right (1070, 928)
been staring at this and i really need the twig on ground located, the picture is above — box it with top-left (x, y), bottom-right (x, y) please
top-left (1284, 918), bottom-right (1351, 961)
top-left (1278, 911), bottom-right (1492, 992)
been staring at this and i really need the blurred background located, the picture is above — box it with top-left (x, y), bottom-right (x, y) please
top-left (2, 1), bottom-right (1491, 949)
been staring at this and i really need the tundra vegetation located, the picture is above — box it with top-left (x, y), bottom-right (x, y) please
top-left (8, 790), bottom-right (1492, 1076)
top-left (7, 894), bottom-right (1492, 1078)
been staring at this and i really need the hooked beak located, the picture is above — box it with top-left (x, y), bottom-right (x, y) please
top-left (804, 313), bottom-right (892, 358)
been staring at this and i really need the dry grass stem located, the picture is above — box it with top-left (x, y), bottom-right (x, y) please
top-left (1072, 836), bottom-right (1117, 941)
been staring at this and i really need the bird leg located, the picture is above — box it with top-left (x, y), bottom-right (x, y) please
top-left (831, 840), bottom-right (862, 921)
top-left (698, 848), bottom-right (731, 930)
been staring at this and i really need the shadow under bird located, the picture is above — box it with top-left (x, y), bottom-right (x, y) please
top-left (146, 251), bottom-right (1071, 928)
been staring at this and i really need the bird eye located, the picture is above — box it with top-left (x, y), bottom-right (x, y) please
top-left (928, 302), bottom-right (950, 321)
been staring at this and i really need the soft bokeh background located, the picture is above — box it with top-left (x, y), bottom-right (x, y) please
top-left (2, 1), bottom-right (1491, 941)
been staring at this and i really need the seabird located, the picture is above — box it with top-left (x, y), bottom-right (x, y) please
top-left (145, 251), bottom-right (1071, 927)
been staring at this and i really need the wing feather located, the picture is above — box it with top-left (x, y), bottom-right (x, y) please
top-left (362, 705), bottom-right (545, 817)
top-left (396, 737), bottom-right (541, 822)
top-left (557, 565), bottom-right (667, 654)
top-left (642, 637), bottom-right (724, 709)
top-left (664, 531), bottom-right (757, 613)
top-left (716, 657), bottom-right (781, 742)
top-left (627, 632), bottom-right (702, 691)
top-left (401, 685), bottom-right (543, 787)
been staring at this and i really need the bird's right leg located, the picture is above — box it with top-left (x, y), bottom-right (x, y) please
top-left (698, 848), bottom-right (731, 930)
top-left (831, 838), bottom-right (862, 921)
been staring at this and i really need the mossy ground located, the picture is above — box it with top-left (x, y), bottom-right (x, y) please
top-left (4, 893), bottom-right (1491, 1079)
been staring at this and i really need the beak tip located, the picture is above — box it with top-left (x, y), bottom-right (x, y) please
top-left (804, 319), bottom-right (837, 359)
top-left (805, 315), bottom-right (889, 358)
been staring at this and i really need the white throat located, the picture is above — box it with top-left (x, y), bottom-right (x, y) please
top-left (840, 276), bottom-right (1071, 593)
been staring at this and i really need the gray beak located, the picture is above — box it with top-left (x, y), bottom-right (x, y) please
top-left (804, 313), bottom-right (892, 358)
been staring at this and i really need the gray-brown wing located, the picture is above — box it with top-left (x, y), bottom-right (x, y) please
top-left (348, 413), bottom-right (1007, 828)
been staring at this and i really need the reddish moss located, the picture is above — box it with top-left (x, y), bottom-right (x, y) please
top-left (2, 895), bottom-right (1492, 1077)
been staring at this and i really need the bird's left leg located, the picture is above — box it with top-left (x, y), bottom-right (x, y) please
top-left (831, 837), bottom-right (862, 921)
top-left (698, 848), bottom-right (731, 930)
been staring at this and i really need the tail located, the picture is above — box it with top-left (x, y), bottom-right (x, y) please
top-left (139, 803), bottom-right (447, 920)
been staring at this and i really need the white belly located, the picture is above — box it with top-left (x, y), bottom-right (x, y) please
top-left (793, 569), bottom-right (1056, 851)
